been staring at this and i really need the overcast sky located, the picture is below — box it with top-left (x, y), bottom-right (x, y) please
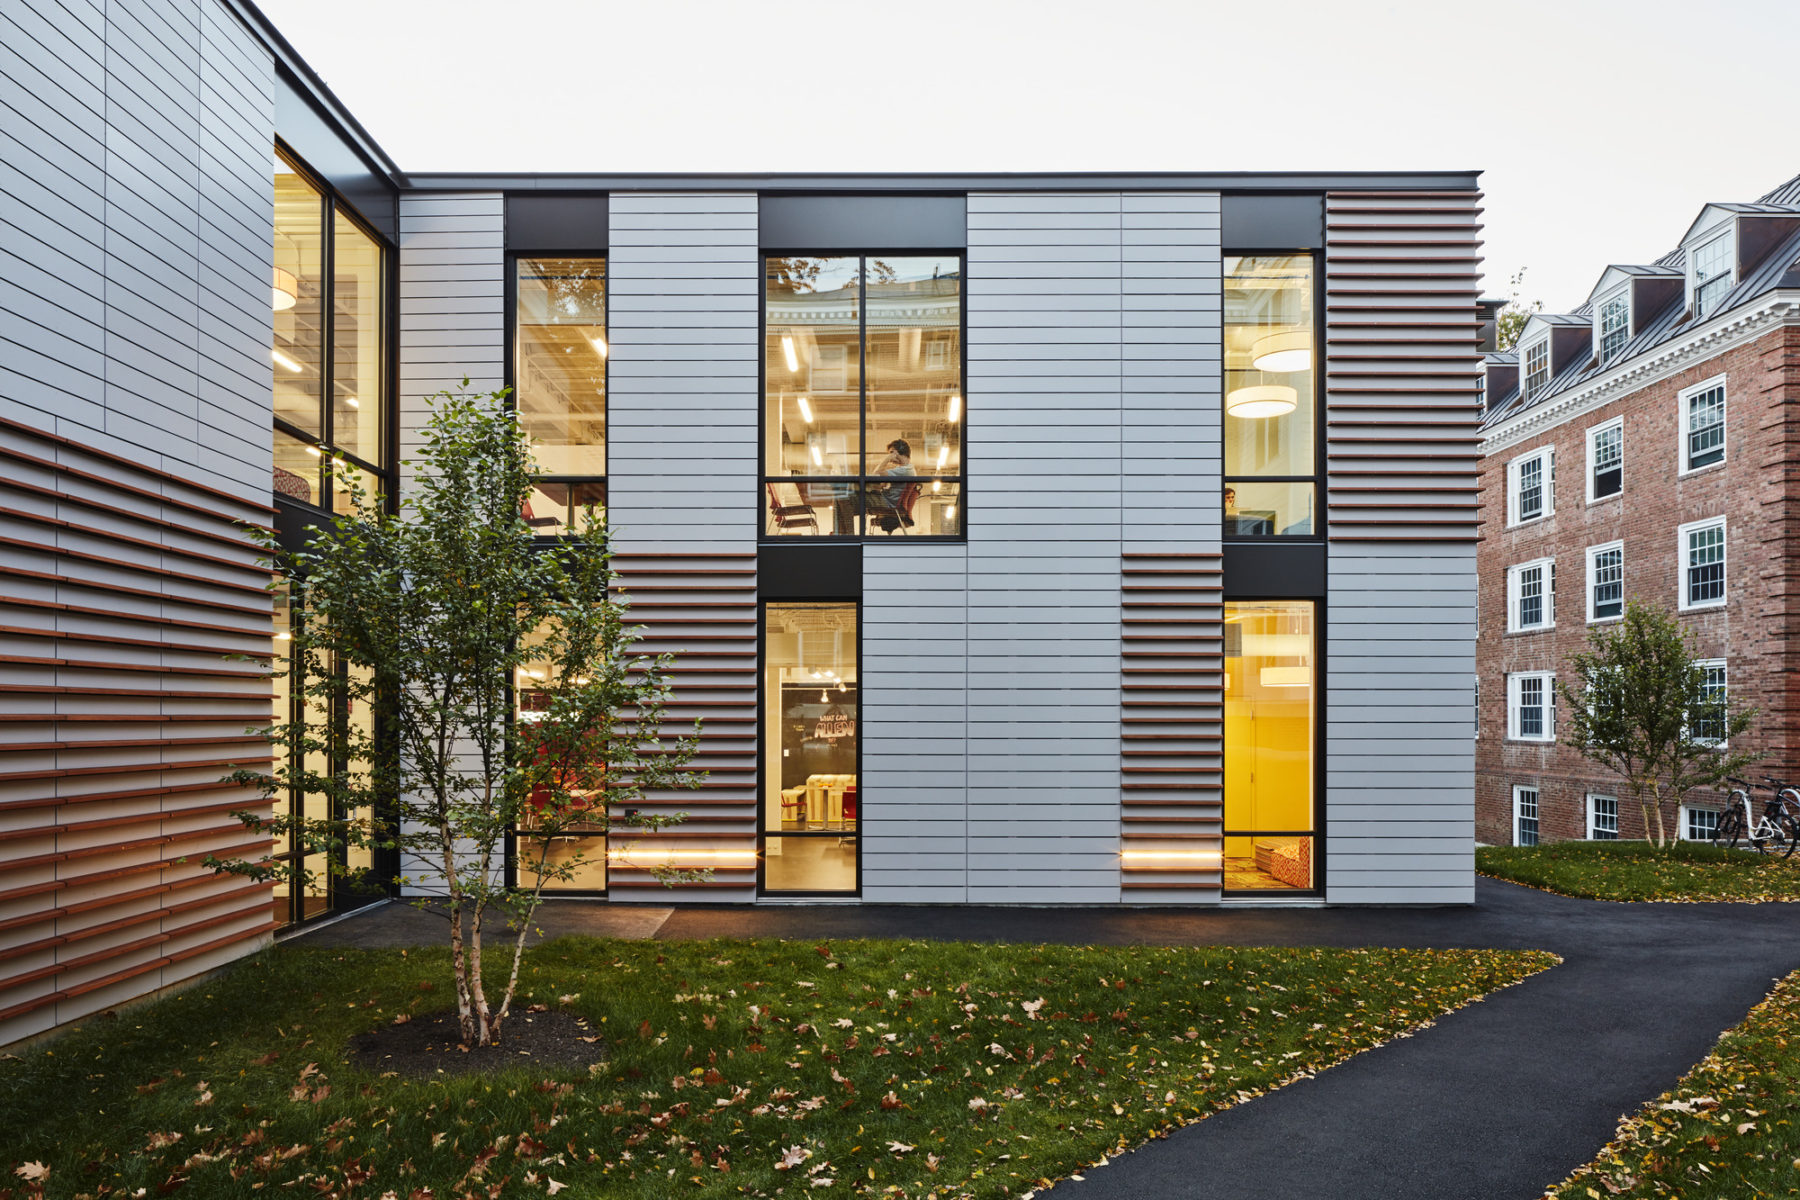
top-left (261, 0), bottom-right (1800, 312)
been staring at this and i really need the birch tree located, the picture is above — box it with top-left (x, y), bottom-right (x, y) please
top-left (219, 385), bottom-right (704, 1045)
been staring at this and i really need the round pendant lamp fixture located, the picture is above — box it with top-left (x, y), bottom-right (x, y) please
top-left (272, 267), bottom-right (298, 311)
top-left (1250, 329), bottom-right (1312, 373)
top-left (1225, 383), bottom-right (1298, 419)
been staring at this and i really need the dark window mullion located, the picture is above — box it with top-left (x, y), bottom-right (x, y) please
top-left (320, 192), bottom-right (336, 509)
top-left (858, 256), bottom-right (868, 530)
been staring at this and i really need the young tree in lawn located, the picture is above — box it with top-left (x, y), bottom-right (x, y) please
top-left (220, 384), bottom-right (705, 1046)
top-left (1559, 598), bottom-right (1756, 848)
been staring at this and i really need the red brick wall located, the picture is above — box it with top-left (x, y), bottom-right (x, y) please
top-left (1475, 324), bottom-right (1800, 844)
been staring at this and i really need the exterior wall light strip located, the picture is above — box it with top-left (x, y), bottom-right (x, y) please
top-left (1120, 850), bottom-right (1224, 864)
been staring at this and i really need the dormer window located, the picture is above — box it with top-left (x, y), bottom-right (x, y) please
top-left (1597, 290), bottom-right (1629, 364)
top-left (1521, 338), bottom-right (1550, 401)
top-left (1691, 232), bottom-right (1733, 318)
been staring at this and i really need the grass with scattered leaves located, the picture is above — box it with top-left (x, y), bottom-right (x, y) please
top-left (1546, 967), bottom-right (1800, 1199)
top-left (1, 938), bottom-right (1555, 1199)
top-left (1478, 840), bottom-right (1800, 903)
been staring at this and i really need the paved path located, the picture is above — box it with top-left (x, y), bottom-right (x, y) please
top-left (296, 880), bottom-right (1800, 1199)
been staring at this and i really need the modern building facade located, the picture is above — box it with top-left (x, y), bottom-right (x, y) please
top-left (1476, 174), bottom-right (1800, 845)
top-left (1, 0), bottom-right (1483, 1046)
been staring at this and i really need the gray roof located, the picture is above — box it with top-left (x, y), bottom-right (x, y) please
top-left (1482, 171), bottom-right (1800, 428)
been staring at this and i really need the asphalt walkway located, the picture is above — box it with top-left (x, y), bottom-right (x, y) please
top-left (296, 879), bottom-right (1800, 1200)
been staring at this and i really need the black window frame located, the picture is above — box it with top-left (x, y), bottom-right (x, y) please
top-left (505, 250), bottom-right (610, 538)
top-left (759, 250), bottom-right (967, 543)
top-left (272, 140), bottom-right (396, 514)
top-left (1221, 247), bottom-right (1324, 542)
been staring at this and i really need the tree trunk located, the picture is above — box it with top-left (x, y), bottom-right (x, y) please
top-left (469, 903), bottom-right (494, 1045)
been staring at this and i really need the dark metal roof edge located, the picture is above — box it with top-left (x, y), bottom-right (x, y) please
top-left (393, 170), bottom-right (1484, 193)
top-left (219, 0), bottom-right (405, 184)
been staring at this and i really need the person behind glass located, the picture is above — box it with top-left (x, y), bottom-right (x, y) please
top-left (869, 439), bottom-right (916, 531)
top-left (1224, 486), bottom-right (1239, 536)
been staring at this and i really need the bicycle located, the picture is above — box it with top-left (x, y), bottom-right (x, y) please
top-left (1712, 777), bottom-right (1800, 857)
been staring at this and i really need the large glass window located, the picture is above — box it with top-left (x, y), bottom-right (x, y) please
top-left (1223, 601), bottom-right (1315, 891)
top-left (515, 257), bottom-right (607, 535)
top-left (762, 602), bottom-right (859, 893)
top-left (269, 580), bottom-right (381, 929)
top-left (1224, 255), bottom-right (1316, 538)
top-left (272, 148), bottom-right (388, 509)
top-left (763, 256), bottom-right (962, 538)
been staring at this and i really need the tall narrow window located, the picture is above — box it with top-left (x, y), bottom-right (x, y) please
top-left (1224, 255), bottom-right (1316, 538)
top-left (1680, 518), bottom-right (1726, 610)
top-left (1691, 660), bottom-right (1728, 746)
top-left (1521, 338), bottom-right (1550, 401)
top-left (1509, 447), bottom-right (1553, 524)
top-left (1513, 786), bottom-right (1540, 847)
top-left (763, 257), bottom-right (962, 538)
top-left (271, 148), bottom-right (389, 511)
top-left (1691, 233), bottom-right (1733, 318)
top-left (514, 258), bottom-right (607, 535)
top-left (1587, 420), bottom-right (1622, 500)
top-left (510, 625), bottom-right (608, 893)
top-left (1508, 672), bottom-right (1554, 742)
top-left (1507, 559), bottom-right (1554, 632)
top-left (1683, 382), bottom-right (1726, 472)
top-left (762, 603), bottom-right (859, 893)
top-left (1587, 542), bottom-right (1623, 622)
top-left (1223, 601), bottom-right (1315, 891)
top-left (1597, 292), bottom-right (1630, 364)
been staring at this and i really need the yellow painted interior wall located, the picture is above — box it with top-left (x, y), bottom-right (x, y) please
top-left (1223, 602), bottom-right (1314, 855)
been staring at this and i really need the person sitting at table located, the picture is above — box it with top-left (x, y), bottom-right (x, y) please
top-left (1224, 487), bottom-right (1238, 516)
top-left (868, 439), bottom-right (916, 531)
top-left (876, 439), bottom-right (915, 481)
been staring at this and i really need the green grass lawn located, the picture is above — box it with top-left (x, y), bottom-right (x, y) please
top-left (1549, 967), bottom-right (1800, 1200)
top-left (1477, 840), bottom-right (1800, 902)
top-left (1, 938), bottom-right (1554, 1199)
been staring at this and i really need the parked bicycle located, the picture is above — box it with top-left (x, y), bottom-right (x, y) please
top-left (1712, 776), bottom-right (1800, 857)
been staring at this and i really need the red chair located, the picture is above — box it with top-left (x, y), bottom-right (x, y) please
top-left (841, 785), bottom-right (857, 832)
top-left (870, 482), bottom-right (920, 534)
top-left (767, 482), bottom-right (820, 533)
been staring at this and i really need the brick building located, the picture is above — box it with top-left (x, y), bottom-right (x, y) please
top-left (1476, 174), bottom-right (1800, 845)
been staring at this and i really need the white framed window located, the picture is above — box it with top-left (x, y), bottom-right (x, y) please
top-left (1679, 518), bottom-right (1726, 611)
top-left (1587, 794), bottom-right (1619, 840)
top-left (1521, 337), bottom-right (1551, 401)
top-left (1513, 785), bottom-right (1541, 847)
top-left (1586, 541), bottom-right (1623, 623)
top-left (1596, 290), bottom-right (1630, 364)
top-left (1507, 558), bottom-right (1555, 632)
top-left (1507, 671), bottom-right (1555, 742)
top-left (1507, 446), bottom-right (1554, 525)
top-left (1586, 418), bottom-right (1622, 501)
top-left (1681, 805), bottom-right (1720, 842)
top-left (1681, 377), bottom-right (1727, 473)
top-left (1474, 675), bottom-right (1481, 739)
top-left (1691, 658), bottom-right (1728, 747)
top-left (1690, 232), bottom-right (1734, 318)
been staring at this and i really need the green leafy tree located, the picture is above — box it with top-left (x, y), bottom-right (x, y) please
top-left (219, 385), bottom-right (705, 1045)
top-left (1559, 599), bottom-right (1757, 848)
top-left (1494, 267), bottom-right (1543, 352)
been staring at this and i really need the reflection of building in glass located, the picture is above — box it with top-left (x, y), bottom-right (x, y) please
top-left (764, 258), bottom-right (963, 537)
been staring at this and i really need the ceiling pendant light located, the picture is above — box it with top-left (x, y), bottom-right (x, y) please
top-left (1250, 329), bottom-right (1311, 372)
top-left (1226, 383), bottom-right (1298, 419)
top-left (272, 267), bottom-right (297, 311)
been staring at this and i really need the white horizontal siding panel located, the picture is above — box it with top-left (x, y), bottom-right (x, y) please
top-left (1325, 543), bottom-right (1476, 904)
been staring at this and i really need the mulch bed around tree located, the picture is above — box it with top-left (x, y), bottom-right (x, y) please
top-left (347, 1007), bottom-right (607, 1079)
